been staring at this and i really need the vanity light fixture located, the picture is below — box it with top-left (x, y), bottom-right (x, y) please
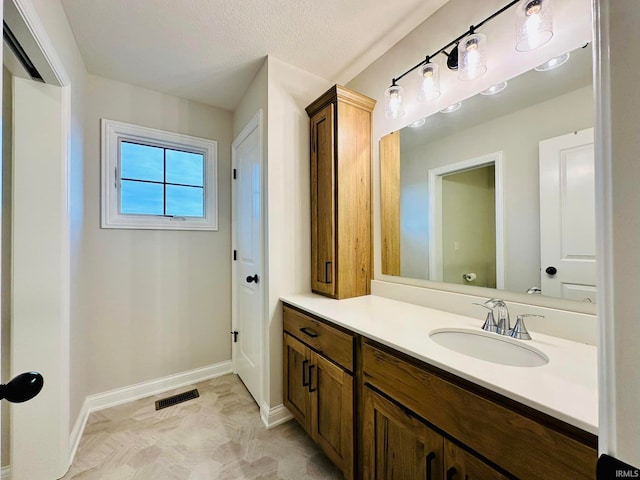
top-left (417, 59), bottom-right (441, 101)
top-left (481, 81), bottom-right (508, 95)
top-left (534, 52), bottom-right (570, 71)
top-left (516, 0), bottom-right (553, 52)
top-left (440, 102), bottom-right (462, 114)
top-left (384, 81), bottom-right (405, 119)
top-left (383, 0), bottom-right (554, 119)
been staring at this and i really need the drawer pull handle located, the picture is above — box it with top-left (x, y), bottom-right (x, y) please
top-left (302, 359), bottom-right (309, 387)
top-left (300, 327), bottom-right (319, 338)
top-left (308, 364), bottom-right (316, 393)
top-left (426, 452), bottom-right (435, 480)
top-left (446, 467), bottom-right (457, 480)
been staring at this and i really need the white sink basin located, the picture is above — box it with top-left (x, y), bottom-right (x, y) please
top-left (429, 328), bottom-right (549, 367)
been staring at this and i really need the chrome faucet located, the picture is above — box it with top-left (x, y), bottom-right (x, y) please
top-left (473, 303), bottom-right (498, 333)
top-left (484, 298), bottom-right (511, 335)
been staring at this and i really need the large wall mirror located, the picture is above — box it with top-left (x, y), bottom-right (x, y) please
top-left (380, 44), bottom-right (595, 304)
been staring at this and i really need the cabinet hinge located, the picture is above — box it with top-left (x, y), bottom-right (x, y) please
top-left (233, 168), bottom-right (237, 180)
top-left (231, 331), bottom-right (239, 343)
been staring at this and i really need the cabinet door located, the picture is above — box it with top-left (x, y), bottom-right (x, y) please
top-left (283, 334), bottom-right (311, 432)
top-left (444, 440), bottom-right (508, 480)
top-left (310, 104), bottom-right (336, 297)
top-left (310, 351), bottom-right (354, 479)
top-left (362, 387), bottom-right (443, 480)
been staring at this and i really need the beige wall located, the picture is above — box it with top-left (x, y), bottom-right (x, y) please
top-left (400, 86), bottom-right (593, 293)
top-left (79, 74), bottom-right (233, 398)
top-left (442, 167), bottom-right (496, 288)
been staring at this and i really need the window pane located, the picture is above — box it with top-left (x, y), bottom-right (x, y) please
top-left (166, 149), bottom-right (204, 186)
top-left (121, 142), bottom-right (164, 182)
top-left (121, 180), bottom-right (164, 215)
top-left (166, 185), bottom-right (204, 217)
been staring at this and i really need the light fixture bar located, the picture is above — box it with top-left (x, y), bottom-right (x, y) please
top-left (390, 0), bottom-right (521, 84)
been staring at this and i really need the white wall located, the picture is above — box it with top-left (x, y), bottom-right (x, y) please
top-left (80, 74), bottom-right (233, 399)
top-left (1, 67), bottom-right (12, 470)
top-left (264, 57), bottom-right (331, 407)
top-left (233, 57), bottom-right (331, 413)
top-left (596, 0), bottom-right (640, 467)
top-left (400, 86), bottom-right (593, 293)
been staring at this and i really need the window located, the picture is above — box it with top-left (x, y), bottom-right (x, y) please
top-left (101, 119), bottom-right (218, 230)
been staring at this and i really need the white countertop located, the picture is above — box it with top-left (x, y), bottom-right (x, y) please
top-left (280, 293), bottom-right (598, 435)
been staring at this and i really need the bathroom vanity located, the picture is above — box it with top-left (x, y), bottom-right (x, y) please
top-left (281, 294), bottom-right (598, 480)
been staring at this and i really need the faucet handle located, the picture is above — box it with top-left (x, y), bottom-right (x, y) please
top-left (473, 303), bottom-right (498, 333)
top-left (510, 314), bottom-right (544, 340)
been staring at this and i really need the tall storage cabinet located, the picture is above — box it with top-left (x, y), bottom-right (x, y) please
top-left (306, 85), bottom-right (376, 299)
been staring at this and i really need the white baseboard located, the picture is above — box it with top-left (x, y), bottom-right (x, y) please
top-left (1, 466), bottom-right (11, 480)
top-left (69, 360), bottom-right (232, 466)
top-left (260, 402), bottom-right (293, 429)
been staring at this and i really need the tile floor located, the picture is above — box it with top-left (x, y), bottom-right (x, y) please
top-left (61, 374), bottom-right (343, 479)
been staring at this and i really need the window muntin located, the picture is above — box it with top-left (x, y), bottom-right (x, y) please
top-left (119, 141), bottom-right (205, 218)
top-left (101, 119), bottom-right (218, 231)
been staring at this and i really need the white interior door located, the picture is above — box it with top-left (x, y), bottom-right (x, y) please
top-left (231, 112), bottom-right (263, 406)
top-left (539, 128), bottom-right (596, 301)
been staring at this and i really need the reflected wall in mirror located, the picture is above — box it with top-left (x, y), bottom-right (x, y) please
top-left (380, 45), bottom-right (596, 303)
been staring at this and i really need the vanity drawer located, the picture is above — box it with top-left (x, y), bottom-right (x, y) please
top-left (283, 305), bottom-right (354, 372)
top-left (362, 340), bottom-right (597, 480)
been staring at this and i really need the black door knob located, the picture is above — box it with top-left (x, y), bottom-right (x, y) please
top-left (0, 372), bottom-right (44, 403)
top-left (246, 274), bottom-right (259, 284)
top-left (545, 266), bottom-right (558, 275)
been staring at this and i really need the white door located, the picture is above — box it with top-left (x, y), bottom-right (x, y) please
top-left (539, 128), bottom-right (596, 301)
top-left (231, 111), bottom-right (263, 405)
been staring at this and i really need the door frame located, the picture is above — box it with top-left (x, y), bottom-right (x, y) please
top-left (231, 109), bottom-right (265, 405)
top-left (3, 0), bottom-right (73, 477)
top-left (428, 151), bottom-right (504, 288)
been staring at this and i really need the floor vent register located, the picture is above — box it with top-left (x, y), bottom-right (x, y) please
top-left (155, 389), bottom-right (200, 410)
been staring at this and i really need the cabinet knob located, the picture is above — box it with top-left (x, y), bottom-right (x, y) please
top-left (545, 266), bottom-right (557, 276)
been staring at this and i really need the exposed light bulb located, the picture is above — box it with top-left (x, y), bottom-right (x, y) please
top-left (417, 62), bottom-right (441, 102)
top-left (516, 0), bottom-right (553, 51)
top-left (459, 33), bottom-right (487, 81)
top-left (384, 84), bottom-right (405, 119)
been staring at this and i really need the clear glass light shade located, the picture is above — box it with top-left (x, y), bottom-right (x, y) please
top-left (458, 33), bottom-right (487, 81)
top-left (417, 62), bottom-right (441, 101)
top-left (535, 52), bottom-right (569, 71)
top-left (384, 85), bottom-right (405, 119)
top-left (516, 0), bottom-right (553, 51)
top-left (440, 102), bottom-right (462, 114)
top-left (481, 81), bottom-right (508, 95)
top-left (409, 118), bottom-right (426, 128)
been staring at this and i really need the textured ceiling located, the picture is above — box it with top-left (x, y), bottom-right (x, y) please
top-left (60, 0), bottom-right (449, 111)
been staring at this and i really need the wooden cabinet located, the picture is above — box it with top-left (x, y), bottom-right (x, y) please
top-left (362, 340), bottom-right (597, 480)
top-left (444, 440), bottom-right (508, 480)
top-left (362, 387), bottom-right (507, 480)
top-left (306, 85), bottom-right (376, 299)
top-left (363, 386), bottom-right (444, 480)
top-left (283, 306), bottom-right (355, 479)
